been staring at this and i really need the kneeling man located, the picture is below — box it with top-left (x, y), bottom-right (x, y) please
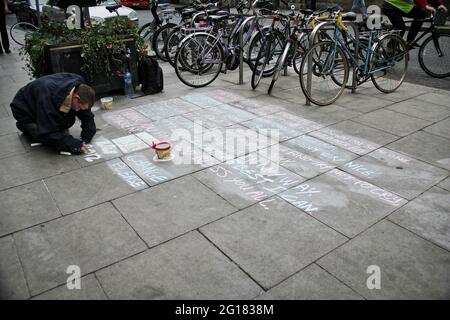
top-left (10, 73), bottom-right (96, 154)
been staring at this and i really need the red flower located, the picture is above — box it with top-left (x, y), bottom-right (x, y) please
top-left (107, 44), bottom-right (113, 49)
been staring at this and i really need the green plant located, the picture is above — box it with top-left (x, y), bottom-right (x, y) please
top-left (20, 17), bottom-right (145, 82)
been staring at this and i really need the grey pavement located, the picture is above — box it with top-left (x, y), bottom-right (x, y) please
top-left (0, 21), bottom-right (450, 300)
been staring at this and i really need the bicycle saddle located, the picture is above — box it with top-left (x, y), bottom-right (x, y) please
top-left (105, 5), bottom-right (122, 13)
top-left (207, 14), bottom-right (230, 22)
top-left (181, 8), bottom-right (197, 18)
top-left (342, 12), bottom-right (357, 21)
top-left (206, 7), bottom-right (221, 14)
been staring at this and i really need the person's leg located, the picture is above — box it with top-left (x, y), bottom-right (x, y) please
top-left (0, 9), bottom-right (9, 53)
top-left (383, 2), bottom-right (406, 38)
top-left (351, 0), bottom-right (358, 12)
top-left (403, 6), bottom-right (426, 44)
top-left (360, 0), bottom-right (368, 18)
top-left (16, 122), bottom-right (39, 141)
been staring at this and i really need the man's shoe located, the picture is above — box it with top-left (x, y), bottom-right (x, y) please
top-left (5, 49), bottom-right (11, 54)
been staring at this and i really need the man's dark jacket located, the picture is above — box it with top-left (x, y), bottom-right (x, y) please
top-left (10, 73), bottom-right (96, 153)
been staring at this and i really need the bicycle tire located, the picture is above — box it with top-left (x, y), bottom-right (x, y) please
top-left (299, 41), bottom-right (349, 106)
top-left (247, 28), bottom-right (284, 74)
top-left (164, 25), bottom-right (183, 67)
top-left (418, 33), bottom-right (450, 78)
top-left (9, 22), bottom-right (37, 46)
top-left (251, 33), bottom-right (276, 89)
top-left (139, 21), bottom-right (158, 51)
top-left (174, 33), bottom-right (223, 88)
top-left (370, 33), bottom-right (408, 93)
top-left (152, 23), bottom-right (177, 61)
top-left (268, 42), bottom-right (290, 94)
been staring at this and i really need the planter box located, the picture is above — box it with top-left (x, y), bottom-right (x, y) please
top-left (44, 38), bottom-right (139, 95)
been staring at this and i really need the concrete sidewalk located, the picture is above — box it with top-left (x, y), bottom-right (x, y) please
top-left (0, 37), bottom-right (449, 300)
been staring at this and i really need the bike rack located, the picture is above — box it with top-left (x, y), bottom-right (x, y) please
top-left (239, 15), bottom-right (256, 84)
top-left (305, 20), bottom-right (359, 105)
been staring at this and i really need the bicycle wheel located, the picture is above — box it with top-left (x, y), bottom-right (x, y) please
top-left (175, 34), bottom-right (223, 88)
top-left (247, 28), bottom-right (284, 74)
top-left (10, 22), bottom-right (37, 46)
top-left (139, 21), bottom-right (157, 51)
top-left (251, 32), bottom-right (278, 89)
top-left (299, 41), bottom-right (349, 106)
top-left (370, 34), bottom-right (408, 93)
top-left (268, 42), bottom-right (290, 94)
top-left (418, 33), bottom-right (450, 78)
top-left (152, 23), bottom-right (177, 61)
top-left (293, 33), bottom-right (309, 75)
top-left (164, 26), bottom-right (184, 67)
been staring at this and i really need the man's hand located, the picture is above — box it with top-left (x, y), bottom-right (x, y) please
top-left (80, 145), bottom-right (92, 154)
top-left (425, 5), bottom-right (436, 14)
top-left (437, 5), bottom-right (448, 13)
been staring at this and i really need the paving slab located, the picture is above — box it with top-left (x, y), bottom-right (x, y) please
top-left (260, 135), bottom-right (358, 179)
top-left (186, 125), bottom-right (279, 162)
top-left (352, 109), bottom-right (432, 137)
top-left (317, 220), bottom-right (450, 299)
top-left (75, 134), bottom-right (124, 167)
top-left (413, 92), bottom-right (450, 108)
top-left (0, 236), bottom-right (30, 300)
top-left (96, 231), bottom-right (261, 299)
top-left (200, 196), bottom-right (347, 289)
top-left (256, 264), bottom-right (363, 300)
top-left (0, 132), bottom-right (26, 159)
top-left (132, 98), bottom-right (201, 121)
top-left (387, 131), bottom-right (450, 170)
top-left (279, 169), bottom-right (407, 238)
top-left (0, 117), bottom-right (18, 136)
top-left (101, 108), bottom-right (155, 133)
top-left (339, 148), bottom-right (448, 200)
top-left (0, 104), bottom-right (11, 119)
top-left (228, 96), bottom-right (289, 116)
top-left (358, 82), bottom-right (429, 102)
top-left (32, 274), bottom-right (107, 300)
top-left (423, 117), bottom-right (450, 140)
top-left (113, 175), bottom-right (237, 247)
top-left (45, 159), bottom-right (147, 215)
top-left (122, 141), bottom-right (218, 186)
top-left (335, 91), bottom-right (393, 113)
top-left (181, 93), bottom-right (223, 109)
top-left (0, 149), bottom-right (80, 191)
top-left (309, 120), bottom-right (399, 155)
top-left (389, 187), bottom-right (450, 251)
top-left (438, 176), bottom-right (450, 191)
top-left (13, 202), bottom-right (147, 296)
top-left (283, 104), bottom-right (362, 127)
top-left (111, 134), bottom-right (150, 154)
top-left (387, 99), bottom-right (450, 122)
top-left (184, 104), bottom-right (258, 129)
top-left (242, 112), bottom-right (324, 142)
top-left (205, 88), bottom-right (260, 102)
top-left (0, 181), bottom-right (60, 237)
top-left (193, 153), bottom-right (305, 209)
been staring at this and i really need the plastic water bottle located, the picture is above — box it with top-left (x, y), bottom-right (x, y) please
top-left (124, 71), bottom-right (134, 99)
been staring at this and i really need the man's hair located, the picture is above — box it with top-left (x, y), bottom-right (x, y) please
top-left (74, 84), bottom-right (96, 107)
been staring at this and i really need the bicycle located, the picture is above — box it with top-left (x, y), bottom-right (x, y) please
top-left (9, 0), bottom-right (38, 46)
top-left (402, 12), bottom-right (450, 78)
top-left (138, 0), bottom-right (178, 59)
top-left (299, 11), bottom-right (408, 106)
top-left (267, 3), bottom-right (314, 94)
top-left (175, 9), bottom-right (261, 88)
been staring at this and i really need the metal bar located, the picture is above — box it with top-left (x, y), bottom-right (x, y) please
top-left (239, 15), bottom-right (256, 85)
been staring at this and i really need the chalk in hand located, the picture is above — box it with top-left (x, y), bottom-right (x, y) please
top-left (30, 143), bottom-right (42, 147)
